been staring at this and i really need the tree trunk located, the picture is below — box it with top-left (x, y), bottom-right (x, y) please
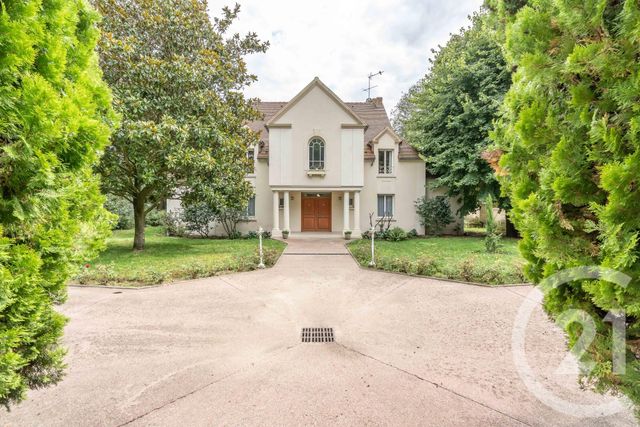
top-left (505, 210), bottom-right (520, 238)
top-left (133, 195), bottom-right (146, 251)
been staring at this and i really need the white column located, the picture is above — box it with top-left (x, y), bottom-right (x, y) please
top-left (353, 191), bottom-right (361, 237)
top-left (343, 191), bottom-right (350, 235)
top-left (272, 191), bottom-right (280, 236)
top-left (283, 191), bottom-right (290, 232)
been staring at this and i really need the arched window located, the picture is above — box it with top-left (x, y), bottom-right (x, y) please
top-left (308, 137), bottom-right (325, 170)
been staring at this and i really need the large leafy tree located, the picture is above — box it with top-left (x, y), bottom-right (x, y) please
top-left (94, 0), bottom-right (267, 250)
top-left (0, 0), bottom-right (115, 406)
top-left (492, 0), bottom-right (640, 411)
top-left (400, 12), bottom-right (511, 218)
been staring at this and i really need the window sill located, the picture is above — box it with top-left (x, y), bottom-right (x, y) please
top-left (376, 217), bottom-right (397, 221)
top-left (246, 173), bottom-right (256, 178)
top-left (377, 174), bottom-right (396, 178)
top-left (307, 170), bottom-right (326, 177)
top-left (240, 217), bottom-right (257, 222)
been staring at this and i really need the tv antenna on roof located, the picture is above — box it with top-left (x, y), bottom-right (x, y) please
top-left (363, 71), bottom-right (384, 100)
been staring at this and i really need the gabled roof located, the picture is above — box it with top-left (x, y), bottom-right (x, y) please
top-left (372, 126), bottom-right (403, 144)
top-left (247, 84), bottom-right (420, 161)
top-left (266, 77), bottom-right (367, 127)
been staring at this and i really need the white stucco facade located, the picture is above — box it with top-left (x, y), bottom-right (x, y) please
top-left (167, 77), bottom-right (462, 237)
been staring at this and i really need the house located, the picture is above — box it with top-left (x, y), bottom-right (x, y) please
top-left (168, 77), bottom-right (462, 237)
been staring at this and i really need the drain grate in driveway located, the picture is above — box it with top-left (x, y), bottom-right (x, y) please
top-left (301, 327), bottom-right (334, 343)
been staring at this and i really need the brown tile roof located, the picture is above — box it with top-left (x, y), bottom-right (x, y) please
top-left (248, 99), bottom-right (420, 160)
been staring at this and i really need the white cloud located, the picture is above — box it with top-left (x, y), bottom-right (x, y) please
top-left (208, 0), bottom-right (482, 111)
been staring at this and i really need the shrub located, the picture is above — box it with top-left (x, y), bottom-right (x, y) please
top-left (386, 227), bottom-right (408, 242)
top-left (105, 195), bottom-right (133, 230)
top-left (407, 229), bottom-right (418, 239)
top-left (218, 208), bottom-right (244, 238)
top-left (0, 0), bottom-right (115, 407)
top-left (484, 195), bottom-right (501, 253)
top-left (165, 210), bottom-right (185, 237)
top-left (246, 230), bottom-right (272, 239)
top-left (491, 0), bottom-right (640, 410)
top-left (415, 196), bottom-right (454, 235)
top-left (146, 209), bottom-right (166, 227)
top-left (182, 202), bottom-right (217, 238)
top-left (227, 230), bottom-right (242, 240)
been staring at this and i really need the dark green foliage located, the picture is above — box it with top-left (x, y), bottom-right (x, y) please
top-left (492, 0), bottom-right (640, 412)
top-left (415, 196), bottom-right (454, 235)
top-left (182, 202), bottom-right (217, 237)
top-left (0, 0), bottom-right (115, 406)
top-left (245, 230), bottom-right (270, 239)
top-left (484, 195), bottom-right (502, 253)
top-left (402, 12), bottom-right (511, 216)
top-left (386, 227), bottom-right (408, 242)
top-left (94, 0), bottom-right (267, 250)
top-left (105, 195), bottom-right (133, 229)
top-left (145, 209), bottom-right (165, 227)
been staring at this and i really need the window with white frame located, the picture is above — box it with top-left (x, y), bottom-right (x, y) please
top-left (279, 197), bottom-right (284, 209)
top-left (308, 137), bottom-right (325, 170)
top-left (377, 194), bottom-right (394, 217)
top-left (378, 149), bottom-right (393, 174)
top-left (245, 195), bottom-right (256, 217)
top-left (247, 149), bottom-right (255, 174)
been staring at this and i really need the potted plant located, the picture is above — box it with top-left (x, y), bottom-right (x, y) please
top-left (282, 230), bottom-right (289, 240)
top-left (344, 230), bottom-right (352, 240)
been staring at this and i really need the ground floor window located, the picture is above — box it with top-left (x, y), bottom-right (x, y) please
top-left (246, 195), bottom-right (256, 217)
top-left (377, 194), bottom-right (394, 217)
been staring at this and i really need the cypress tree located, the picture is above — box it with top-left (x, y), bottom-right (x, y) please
top-left (0, 0), bottom-right (115, 406)
top-left (492, 0), bottom-right (640, 412)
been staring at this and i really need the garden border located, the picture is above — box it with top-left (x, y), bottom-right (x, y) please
top-left (345, 241), bottom-right (531, 288)
top-left (69, 239), bottom-right (288, 290)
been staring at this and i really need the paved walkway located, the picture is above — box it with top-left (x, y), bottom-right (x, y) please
top-left (3, 238), bottom-right (636, 426)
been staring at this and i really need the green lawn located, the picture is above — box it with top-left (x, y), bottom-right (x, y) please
top-left (76, 227), bottom-right (286, 287)
top-left (348, 236), bottom-right (526, 285)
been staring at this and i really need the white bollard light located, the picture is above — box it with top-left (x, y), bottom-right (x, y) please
top-left (258, 226), bottom-right (265, 269)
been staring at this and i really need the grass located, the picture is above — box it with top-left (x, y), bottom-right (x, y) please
top-left (348, 236), bottom-right (527, 285)
top-left (75, 227), bottom-right (286, 287)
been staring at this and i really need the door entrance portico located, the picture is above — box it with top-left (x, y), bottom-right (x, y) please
top-left (271, 189), bottom-right (361, 238)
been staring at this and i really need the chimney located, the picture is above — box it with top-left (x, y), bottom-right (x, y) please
top-left (370, 97), bottom-right (383, 107)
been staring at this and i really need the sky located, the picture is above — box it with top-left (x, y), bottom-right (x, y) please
top-left (207, 0), bottom-right (483, 113)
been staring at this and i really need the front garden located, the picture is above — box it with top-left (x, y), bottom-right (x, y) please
top-left (76, 227), bottom-right (285, 287)
top-left (348, 236), bottom-right (526, 286)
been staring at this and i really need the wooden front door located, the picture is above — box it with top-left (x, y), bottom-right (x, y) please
top-left (301, 194), bottom-right (332, 232)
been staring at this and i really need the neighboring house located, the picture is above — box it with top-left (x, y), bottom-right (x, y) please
top-left (168, 77), bottom-right (462, 237)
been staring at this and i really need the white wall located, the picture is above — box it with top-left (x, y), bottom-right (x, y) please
top-left (268, 85), bottom-right (364, 188)
top-left (360, 133), bottom-right (426, 233)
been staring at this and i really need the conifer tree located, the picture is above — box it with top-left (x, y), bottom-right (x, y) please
top-left (492, 0), bottom-right (640, 411)
top-left (0, 0), bottom-right (115, 406)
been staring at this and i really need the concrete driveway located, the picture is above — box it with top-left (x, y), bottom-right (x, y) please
top-left (3, 237), bottom-right (636, 426)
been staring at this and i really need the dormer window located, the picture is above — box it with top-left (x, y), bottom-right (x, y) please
top-left (378, 149), bottom-right (393, 174)
top-left (308, 137), bottom-right (325, 170)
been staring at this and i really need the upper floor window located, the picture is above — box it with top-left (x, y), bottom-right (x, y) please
top-left (247, 149), bottom-right (255, 174)
top-left (378, 149), bottom-right (393, 174)
top-left (308, 137), bottom-right (325, 170)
